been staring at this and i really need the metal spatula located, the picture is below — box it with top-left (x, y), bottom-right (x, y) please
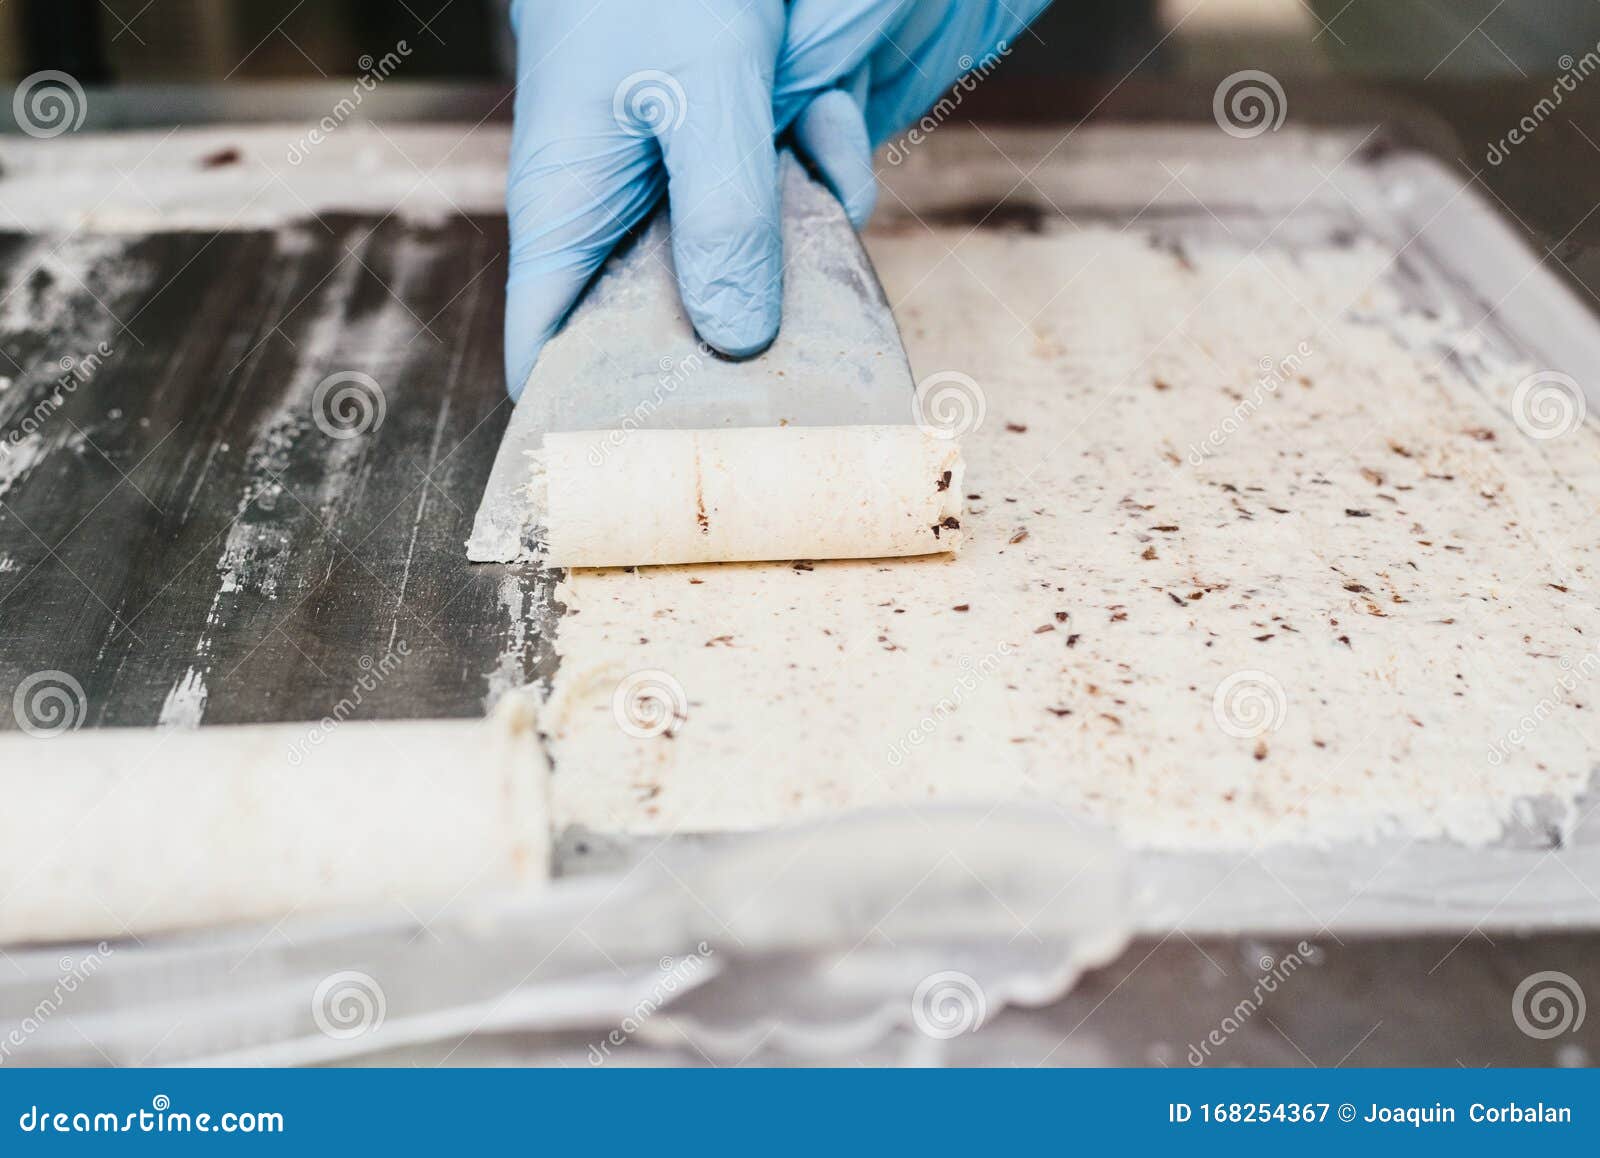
top-left (468, 151), bottom-right (916, 562)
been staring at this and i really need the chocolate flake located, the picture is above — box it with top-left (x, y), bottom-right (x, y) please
top-left (200, 147), bottom-right (241, 168)
top-left (693, 452), bottom-right (709, 535)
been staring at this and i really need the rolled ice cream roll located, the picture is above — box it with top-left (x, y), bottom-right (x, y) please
top-left (541, 425), bottom-right (965, 568)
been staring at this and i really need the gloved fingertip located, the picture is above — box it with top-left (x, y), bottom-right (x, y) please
top-left (505, 341), bottom-right (540, 402)
top-left (684, 270), bottom-right (782, 359)
top-left (658, 49), bottom-right (785, 360)
top-left (699, 322), bottom-right (779, 360)
top-left (792, 88), bottom-right (878, 230)
top-left (503, 273), bottom-right (567, 401)
top-left (503, 313), bottom-right (546, 401)
top-left (672, 194), bottom-right (784, 359)
top-left (838, 178), bottom-right (877, 231)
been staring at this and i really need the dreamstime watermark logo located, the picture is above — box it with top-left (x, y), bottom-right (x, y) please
top-left (0, 942), bottom-right (114, 1065)
top-left (883, 42), bottom-right (1013, 165)
top-left (613, 70), bottom-right (687, 137)
top-left (587, 345), bottom-right (709, 466)
top-left (587, 943), bottom-right (714, 1065)
top-left (311, 370), bottom-right (386, 439)
top-left (12, 670), bottom-right (87, 737)
top-left (887, 643), bottom-right (1013, 767)
top-left (1212, 670), bottom-right (1287, 739)
top-left (1187, 941), bottom-right (1318, 1065)
top-left (286, 42), bottom-right (412, 163)
top-left (311, 970), bottom-right (386, 1040)
top-left (1212, 70), bottom-right (1287, 139)
top-left (2, 341), bottom-right (113, 461)
top-left (13, 71), bottom-right (88, 139)
top-left (1510, 371), bottom-right (1586, 440)
top-left (911, 971), bottom-right (987, 1039)
top-left (1186, 341), bottom-right (1313, 465)
top-left (16, 1095), bottom-right (283, 1135)
top-left (286, 642), bottom-right (410, 766)
top-left (912, 370), bottom-right (986, 440)
top-left (1487, 645), bottom-right (1599, 766)
top-left (1487, 45), bottom-right (1600, 165)
top-left (1512, 970), bottom-right (1586, 1039)
top-left (612, 669), bottom-right (688, 738)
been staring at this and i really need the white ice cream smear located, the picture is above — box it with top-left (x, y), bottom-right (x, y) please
top-left (539, 224), bottom-right (1600, 851)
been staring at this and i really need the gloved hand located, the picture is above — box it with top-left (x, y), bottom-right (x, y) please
top-left (774, 1), bottom-right (1053, 225)
top-left (503, 0), bottom-right (1052, 399)
top-left (504, 0), bottom-right (787, 399)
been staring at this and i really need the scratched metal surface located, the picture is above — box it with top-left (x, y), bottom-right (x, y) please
top-left (0, 215), bottom-right (543, 728)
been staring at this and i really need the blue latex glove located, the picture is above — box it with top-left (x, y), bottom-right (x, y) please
top-left (503, 0), bottom-right (1051, 399)
top-left (504, 0), bottom-right (787, 399)
top-left (776, 1), bottom-right (1054, 226)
